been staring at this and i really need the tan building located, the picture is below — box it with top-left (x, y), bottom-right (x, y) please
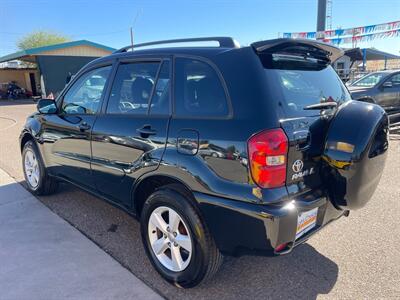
top-left (0, 67), bottom-right (38, 95)
top-left (367, 59), bottom-right (400, 71)
top-left (0, 40), bottom-right (115, 97)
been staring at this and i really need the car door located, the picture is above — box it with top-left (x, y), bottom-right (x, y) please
top-left (387, 73), bottom-right (400, 113)
top-left (377, 73), bottom-right (400, 113)
top-left (91, 58), bottom-right (171, 206)
top-left (166, 57), bottom-right (250, 185)
top-left (40, 64), bottom-right (112, 189)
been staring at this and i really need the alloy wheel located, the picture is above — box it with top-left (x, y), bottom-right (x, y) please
top-left (148, 206), bottom-right (192, 272)
top-left (24, 149), bottom-right (40, 188)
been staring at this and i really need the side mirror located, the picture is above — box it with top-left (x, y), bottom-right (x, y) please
top-left (382, 81), bottom-right (393, 88)
top-left (37, 99), bottom-right (57, 114)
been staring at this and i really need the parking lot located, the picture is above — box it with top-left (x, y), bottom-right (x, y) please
top-left (1, 99), bottom-right (399, 299)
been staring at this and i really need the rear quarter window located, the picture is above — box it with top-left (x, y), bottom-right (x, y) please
top-left (174, 58), bottom-right (229, 118)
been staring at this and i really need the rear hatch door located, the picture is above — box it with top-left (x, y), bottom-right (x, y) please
top-left (252, 39), bottom-right (388, 209)
top-left (252, 39), bottom-right (346, 191)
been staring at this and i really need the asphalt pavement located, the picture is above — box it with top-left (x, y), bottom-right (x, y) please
top-left (0, 99), bottom-right (399, 299)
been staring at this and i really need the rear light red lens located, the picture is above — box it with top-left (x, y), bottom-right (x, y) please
top-left (248, 128), bottom-right (288, 188)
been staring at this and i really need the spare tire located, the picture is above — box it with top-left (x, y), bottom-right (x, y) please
top-left (322, 100), bottom-right (389, 210)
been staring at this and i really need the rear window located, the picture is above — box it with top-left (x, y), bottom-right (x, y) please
top-left (263, 60), bottom-right (350, 117)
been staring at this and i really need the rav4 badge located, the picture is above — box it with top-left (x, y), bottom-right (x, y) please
top-left (292, 159), bottom-right (315, 180)
top-left (292, 160), bottom-right (304, 173)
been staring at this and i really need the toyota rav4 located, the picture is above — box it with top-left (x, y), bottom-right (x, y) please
top-left (20, 37), bottom-right (389, 288)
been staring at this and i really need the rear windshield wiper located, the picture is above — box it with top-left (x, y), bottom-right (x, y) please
top-left (304, 102), bottom-right (338, 110)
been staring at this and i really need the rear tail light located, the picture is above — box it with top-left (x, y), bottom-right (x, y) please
top-left (247, 128), bottom-right (288, 188)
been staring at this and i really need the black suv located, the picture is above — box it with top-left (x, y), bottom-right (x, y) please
top-left (20, 37), bottom-right (389, 288)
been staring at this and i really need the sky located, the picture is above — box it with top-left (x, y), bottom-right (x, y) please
top-left (0, 0), bottom-right (399, 57)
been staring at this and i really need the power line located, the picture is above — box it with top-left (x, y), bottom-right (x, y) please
top-left (130, 9), bottom-right (143, 48)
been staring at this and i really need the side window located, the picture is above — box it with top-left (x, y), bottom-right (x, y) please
top-left (174, 58), bottom-right (229, 118)
top-left (106, 62), bottom-right (159, 114)
top-left (389, 74), bottom-right (400, 86)
top-left (149, 61), bottom-right (170, 115)
top-left (62, 66), bottom-right (111, 114)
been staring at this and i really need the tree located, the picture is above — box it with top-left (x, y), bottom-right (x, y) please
top-left (17, 31), bottom-right (70, 50)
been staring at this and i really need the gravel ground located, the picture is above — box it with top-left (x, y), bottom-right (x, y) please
top-left (1, 100), bottom-right (399, 299)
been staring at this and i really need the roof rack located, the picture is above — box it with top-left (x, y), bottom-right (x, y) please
top-left (113, 37), bottom-right (239, 53)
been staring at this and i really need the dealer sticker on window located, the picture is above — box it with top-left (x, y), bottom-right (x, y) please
top-left (296, 207), bottom-right (318, 239)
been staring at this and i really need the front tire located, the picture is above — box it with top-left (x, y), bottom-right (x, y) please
top-left (22, 140), bottom-right (58, 195)
top-left (140, 185), bottom-right (223, 288)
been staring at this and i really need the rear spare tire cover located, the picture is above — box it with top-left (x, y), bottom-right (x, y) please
top-left (322, 100), bottom-right (389, 210)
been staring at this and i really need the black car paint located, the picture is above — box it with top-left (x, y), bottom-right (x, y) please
top-left (349, 71), bottom-right (400, 114)
top-left (20, 41), bottom-right (389, 256)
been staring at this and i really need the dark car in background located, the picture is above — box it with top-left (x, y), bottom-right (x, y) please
top-left (19, 37), bottom-right (389, 288)
top-left (348, 70), bottom-right (400, 115)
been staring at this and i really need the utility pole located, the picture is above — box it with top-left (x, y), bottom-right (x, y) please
top-left (130, 27), bottom-right (134, 48)
top-left (316, 0), bottom-right (327, 40)
top-left (326, 0), bottom-right (333, 30)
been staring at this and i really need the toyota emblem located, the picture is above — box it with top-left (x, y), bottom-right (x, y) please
top-left (292, 160), bottom-right (304, 173)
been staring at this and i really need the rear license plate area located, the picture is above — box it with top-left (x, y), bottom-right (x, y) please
top-left (296, 207), bottom-right (318, 239)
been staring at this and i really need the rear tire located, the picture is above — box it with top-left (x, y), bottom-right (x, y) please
top-left (140, 184), bottom-right (223, 288)
top-left (22, 140), bottom-right (58, 195)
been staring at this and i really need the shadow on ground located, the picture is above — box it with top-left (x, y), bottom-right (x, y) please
top-left (25, 181), bottom-right (339, 300)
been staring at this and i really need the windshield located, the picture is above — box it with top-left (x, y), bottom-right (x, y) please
top-left (351, 73), bottom-right (385, 87)
top-left (265, 65), bottom-right (351, 117)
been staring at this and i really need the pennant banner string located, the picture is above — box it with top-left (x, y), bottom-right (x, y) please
top-left (283, 20), bottom-right (400, 40)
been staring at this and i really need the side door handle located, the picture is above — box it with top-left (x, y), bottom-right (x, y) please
top-left (79, 122), bottom-right (91, 132)
top-left (137, 124), bottom-right (156, 138)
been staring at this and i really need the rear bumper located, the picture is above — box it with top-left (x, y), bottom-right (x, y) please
top-left (195, 191), bottom-right (345, 256)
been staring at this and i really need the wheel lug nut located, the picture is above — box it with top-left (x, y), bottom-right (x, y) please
top-left (166, 227), bottom-right (170, 232)
top-left (173, 232), bottom-right (177, 237)
top-left (163, 234), bottom-right (167, 238)
top-left (174, 242), bottom-right (178, 247)
top-left (168, 242), bottom-right (171, 247)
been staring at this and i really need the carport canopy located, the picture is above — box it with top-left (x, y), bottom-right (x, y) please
top-left (344, 47), bottom-right (400, 61)
top-left (0, 40), bottom-right (115, 64)
top-left (0, 40), bottom-right (115, 97)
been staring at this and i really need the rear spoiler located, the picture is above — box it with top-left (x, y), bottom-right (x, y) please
top-left (251, 38), bottom-right (344, 64)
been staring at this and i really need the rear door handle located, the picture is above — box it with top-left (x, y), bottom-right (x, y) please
top-left (79, 122), bottom-right (91, 132)
top-left (137, 125), bottom-right (156, 137)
